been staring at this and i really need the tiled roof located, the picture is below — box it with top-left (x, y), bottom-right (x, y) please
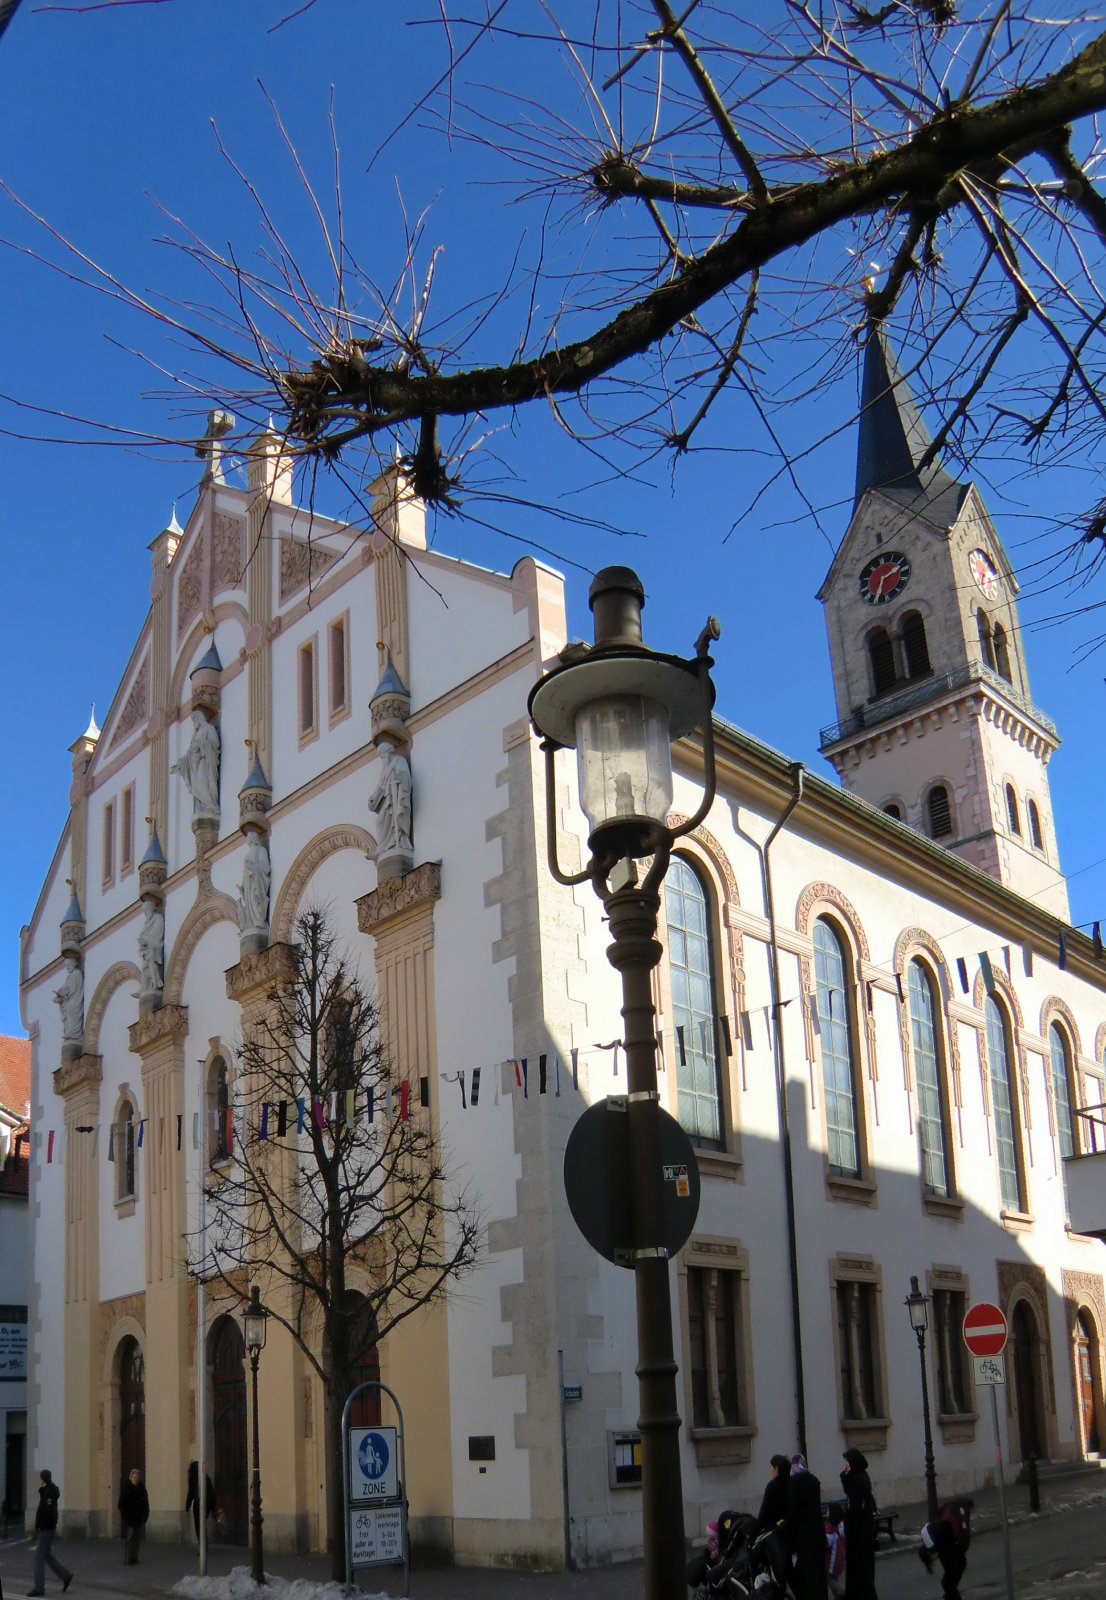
top-left (0, 1034), bottom-right (30, 1120)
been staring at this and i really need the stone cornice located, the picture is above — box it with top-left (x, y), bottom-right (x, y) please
top-left (52, 1052), bottom-right (103, 1098)
top-left (225, 941), bottom-right (298, 1004)
top-left (356, 860), bottom-right (442, 936)
top-left (128, 1003), bottom-right (189, 1056)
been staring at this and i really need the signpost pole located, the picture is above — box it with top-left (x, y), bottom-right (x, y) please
top-left (989, 1383), bottom-right (1016, 1600)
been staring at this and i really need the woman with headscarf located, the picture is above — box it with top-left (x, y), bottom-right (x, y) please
top-left (840, 1447), bottom-right (878, 1600)
top-left (756, 1454), bottom-right (792, 1589)
top-left (785, 1453), bottom-right (828, 1600)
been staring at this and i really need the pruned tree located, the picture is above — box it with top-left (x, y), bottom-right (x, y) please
top-left (12, 2), bottom-right (1106, 592)
top-left (188, 907), bottom-right (482, 1578)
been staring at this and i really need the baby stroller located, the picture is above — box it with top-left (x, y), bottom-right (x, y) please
top-left (688, 1509), bottom-right (787, 1599)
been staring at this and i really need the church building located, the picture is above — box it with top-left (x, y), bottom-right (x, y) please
top-left (19, 342), bottom-right (1106, 1568)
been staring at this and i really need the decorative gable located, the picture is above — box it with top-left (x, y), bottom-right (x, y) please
top-left (279, 534), bottom-right (341, 604)
top-left (108, 658), bottom-right (150, 752)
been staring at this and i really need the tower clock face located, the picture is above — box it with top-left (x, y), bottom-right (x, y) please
top-left (969, 548), bottom-right (999, 599)
top-left (858, 551), bottom-right (911, 605)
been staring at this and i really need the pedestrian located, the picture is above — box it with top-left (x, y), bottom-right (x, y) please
top-left (840, 1447), bottom-right (878, 1600)
top-left (919, 1497), bottom-right (974, 1600)
top-left (28, 1470), bottom-right (72, 1596)
top-left (824, 1500), bottom-right (847, 1598)
top-left (117, 1467), bottom-right (149, 1565)
top-left (756, 1454), bottom-right (792, 1591)
top-left (185, 1460), bottom-right (217, 1542)
top-left (785, 1453), bottom-right (829, 1600)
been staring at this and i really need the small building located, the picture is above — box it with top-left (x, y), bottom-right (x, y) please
top-left (0, 1034), bottom-right (31, 1528)
top-left (20, 355), bottom-right (1106, 1566)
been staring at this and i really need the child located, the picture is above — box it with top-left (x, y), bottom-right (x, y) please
top-left (825, 1500), bottom-right (847, 1598)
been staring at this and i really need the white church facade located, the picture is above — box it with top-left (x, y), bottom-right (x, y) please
top-left (19, 344), bottom-right (1106, 1568)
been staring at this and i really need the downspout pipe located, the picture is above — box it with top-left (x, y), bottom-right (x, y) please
top-left (761, 761), bottom-right (807, 1456)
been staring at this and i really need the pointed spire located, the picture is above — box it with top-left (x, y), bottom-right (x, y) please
top-left (168, 504), bottom-right (182, 534)
top-left (62, 888), bottom-right (84, 926)
top-left (855, 324), bottom-right (968, 525)
top-left (192, 641), bottom-right (223, 676)
top-left (82, 705), bottom-right (100, 742)
top-left (371, 651), bottom-right (408, 702)
top-left (239, 754), bottom-right (271, 797)
top-left (141, 829), bottom-right (167, 867)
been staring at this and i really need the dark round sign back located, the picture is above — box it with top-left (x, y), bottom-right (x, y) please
top-left (563, 1098), bottom-right (701, 1268)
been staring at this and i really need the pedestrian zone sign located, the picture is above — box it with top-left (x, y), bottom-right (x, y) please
top-left (349, 1425), bottom-right (399, 1501)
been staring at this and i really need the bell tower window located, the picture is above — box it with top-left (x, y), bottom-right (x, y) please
top-left (901, 612), bottom-right (931, 679)
top-left (1028, 799), bottom-right (1043, 851)
top-left (926, 785), bottom-right (953, 840)
top-left (993, 622), bottom-right (1012, 682)
top-left (867, 628), bottom-right (896, 697)
top-left (977, 610), bottom-right (995, 671)
top-left (1005, 784), bottom-right (1021, 836)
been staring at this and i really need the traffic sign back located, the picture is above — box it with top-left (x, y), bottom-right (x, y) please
top-left (963, 1301), bottom-right (1007, 1357)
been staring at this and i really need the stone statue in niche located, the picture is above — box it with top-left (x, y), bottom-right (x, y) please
top-left (236, 827), bottom-right (271, 938)
top-left (367, 740), bottom-right (413, 857)
top-left (54, 955), bottom-right (84, 1042)
top-left (171, 709), bottom-right (221, 819)
top-left (137, 901), bottom-right (165, 996)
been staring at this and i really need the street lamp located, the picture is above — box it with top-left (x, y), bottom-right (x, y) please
top-left (905, 1275), bottom-right (939, 1525)
top-left (244, 1284), bottom-right (268, 1585)
top-left (529, 566), bottom-right (719, 1600)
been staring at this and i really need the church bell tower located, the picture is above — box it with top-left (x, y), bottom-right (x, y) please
top-left (817, 327), bottom-right (1068, 919)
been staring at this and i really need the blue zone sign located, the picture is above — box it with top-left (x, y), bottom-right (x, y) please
top-left (348, 1426), bottom-right (399, 1501)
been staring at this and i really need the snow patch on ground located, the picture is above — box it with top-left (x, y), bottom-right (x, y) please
top-left (175, 1566), bottom-right (390, 1600)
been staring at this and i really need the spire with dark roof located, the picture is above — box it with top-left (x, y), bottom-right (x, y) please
top-left (854, 324), bottom-right (968, 526)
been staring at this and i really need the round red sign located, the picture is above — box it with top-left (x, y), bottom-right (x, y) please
top-left (963, 1301), bottom-right (1008, 1357)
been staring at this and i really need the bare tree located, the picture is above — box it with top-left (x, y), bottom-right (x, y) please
top-left (12, 3), bottom-right (1106, 576)
top-left (189, 907), bottom-right (482, 1578)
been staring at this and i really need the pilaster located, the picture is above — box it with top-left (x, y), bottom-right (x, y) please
top-left (147, 516), bottom-right (179, 844)
top-left (128, 1002), bottom-right (190, 1536)
top-left (245, 432), bottom-right (286, 780)
top-left (53, 1052), bottom-right (103, 1531)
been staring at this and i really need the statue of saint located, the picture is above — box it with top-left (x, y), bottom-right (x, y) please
top-left (137, 901), bottom-right (165, 995)
top-left (54, 954), bottom-right (84, 1042)
top-left (236, 828), bottom-right (271, 935)
top-left (171, 710), bottom-right (220, 817)
top-left (367, 740), bottom-right (413, 855)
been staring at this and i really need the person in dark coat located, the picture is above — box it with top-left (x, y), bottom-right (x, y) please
top-left (840, 1447), bottom-right (878, 1600)
top-left (919, 1497), bottom-right (974, 1600)
top-left (785, 1453), bottom-right (828, 1600)
top-left (29, 1470), bottom-right (73, 1596)
top-left (185, 1460), bottom-right (217, 1541)
top-left (756, 1454), bottom-right (792, 1590)
top-left (117, 1467), bottom-right (150, 1564)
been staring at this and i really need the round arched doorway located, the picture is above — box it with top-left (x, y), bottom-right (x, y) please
top-left (211, 1317), bottom-right (248, 1541)
top-left (1012, 1301), bottom-right (1045, 1460)
top-left (118, 1337), bottom-right (146, 1481)
top-left (1075, 1310), bottom-right (1101, 1454)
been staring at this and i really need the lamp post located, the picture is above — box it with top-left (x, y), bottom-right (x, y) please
top-left (529, 567), bottom-right (719, 1600)
top-left (905, 1275), bottom-right (939, 1525)
top-left (244, 1284), bottom-right (268, 1585)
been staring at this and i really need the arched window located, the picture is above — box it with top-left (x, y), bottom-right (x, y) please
top-left (1049, 1022), bottom-right (1077, 1160)
top-left (665, 856), bottom-right (723, 1146)
top-left (985, 996), bottom-right (1025, 1212)
top-left (882, 802), bottom-right (903, 821)
top-left (901, 612), bottom-right (931, 679)
top-left (868, 628), bottom-right (897, 696)
top-left (993, 621), bottom-right (1012, 681)
top-left (1005, 784), bottom-right (1021, 836)
top-left (813, 919), bottom-right (861, 1178)
top-left (115, 1099), bottom-right (136, 1202)
top-left (208, 1056), bottom-right (230, 1162)
top-left (926, 785), bottom-right (953, 840)
top-left (977, 610), bottom-right (995, 670)
top-left (1028, 799), bottom-right (1043, 851)
top-left (909, 960), bottom-right (950, 1198)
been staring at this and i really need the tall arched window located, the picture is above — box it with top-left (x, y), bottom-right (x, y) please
top-left (977, 610), bottom-right (995, 670)
top-left (118, 1337), bottom-right (146, 1479)
top-left (1028, 799), bottom-right (1044, 851)
top-left (985, 996), bottom-right (1025, 1212)
top-left (1049, 1022), bottom-right (1077, 1160)
top-left (116, 1099), bottom-right (136, 1202)
top-left (1005, 784), bottom-right (1021, 836)
top-left (813, 919), bottom-right (861, 1178)
top-left (909, 960), bottom-right (950, 1197)
top-left (868, 628), bottom-right (896, 696)
top-left (993, 621), bottom-right (1012, 681)
top-left (926, 785), bottom-right (953, 840)
top-left (208, 1056), bottom-right (230, 1162)
top-left (665, 856), bottom-right (723, 1146)
top-left (901, 612), bottom-right (932, 678)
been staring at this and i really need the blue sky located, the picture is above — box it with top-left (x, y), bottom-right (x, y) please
top-left (1, 2), bottom-right (1104, 1038)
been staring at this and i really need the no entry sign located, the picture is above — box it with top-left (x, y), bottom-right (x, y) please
top-left (963, 1301), bottom-right (1008, 1357)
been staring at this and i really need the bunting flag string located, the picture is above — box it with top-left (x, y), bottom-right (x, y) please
top-left (471, 1066), bottom-right (481, 1107)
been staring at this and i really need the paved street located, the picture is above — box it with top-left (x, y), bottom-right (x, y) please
top-left (2, 1470), bottom-right (1105, 1600)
